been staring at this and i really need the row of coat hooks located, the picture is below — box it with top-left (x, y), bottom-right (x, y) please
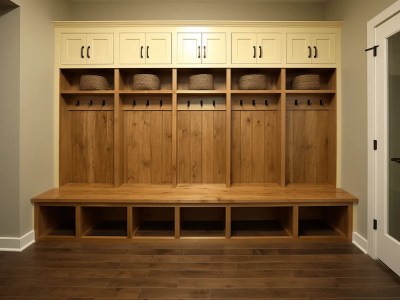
top-left (294, 99), bottom-right (325, 106)
top-left (131, 100), bottom-right (164, 107)
top-left (187, 100), bottom-right (216, 107)
top-left (239, 99), bottom-right (270, 106)
top-left (75, 100), bottom-right (106, 107)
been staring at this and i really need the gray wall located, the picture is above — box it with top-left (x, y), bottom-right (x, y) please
top-left (0, 6), bottom-right (20, 237)
top-left (325, 0), bottom-right (397, 238)
top-left (70, 1), bottom-right (325, 21)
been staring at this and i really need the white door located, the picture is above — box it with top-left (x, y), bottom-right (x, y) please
top-left (287, 33), bottom-right (311, 64)
top-left (119, 33), bottom-right (146, 64)
top-left (146, 33), bottom-right (172, 64)
top-left (376, 12), bottom-right (400, 276)
top-left (311, 33), bottom-right (336, 64)
top-left (202, 33), bottom-right (226, 64)
top-left (257, 33), bottom-right (282, 64)
top-left (177, 33), bottom-right (202, 64)
top-left (231, 33), bottom-right (257, 64)
top-left (60, 33), bottom-right (86, 65)
top-left (86, 33), bottom-right (114, 65)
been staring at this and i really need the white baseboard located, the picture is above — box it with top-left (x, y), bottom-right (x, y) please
top-left (352, 232), bottom-right (368, 254)
top-left (0, 231), bottom-right (35, 252)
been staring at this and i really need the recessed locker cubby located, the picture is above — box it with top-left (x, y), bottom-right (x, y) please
top-left (38, 206), bottom-right (76, 237)
top-left (177, 68), bottom-right (226, 91)
top-left (231, 94), bottom-right (281, 184)
top-left (122, 95), bottom-right (173, 184)
top-left (81, 206), bottom-right (128, 237)
top-left (286, 93), bottom-right (336, 185)
top-left (231, 207), bottom-right (293, 237)
top-left (181, 207), bottom-right (226, 237)
top-left (298, 205), bottom-right (349, 238)
top-left (231, 68), bottom-right (282, 91)
top-left (119, 69), bottom-right (173, 91)
top-left (132, 207), bottom-right (175, 237)
top-left (286, 68), bottom-right (336, 91)
top-left (60, 69), bottom-right (115, 91)
top-left (60, 95), bottom-right (114, 186)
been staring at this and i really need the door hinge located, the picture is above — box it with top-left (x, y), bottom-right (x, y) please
top-left (373, 140), bottom-right (378, 150)
top-left (373, 219), bottom-right (378, 230)
top-left (365, 45), bottom-right (379, 57)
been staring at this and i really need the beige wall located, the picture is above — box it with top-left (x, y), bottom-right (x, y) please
top-left (325, 0), bottom-right (397, 238)
top-left (0, 6), bottom-right (20, 237)
top-left (71, 1), bottom-right (325, 21)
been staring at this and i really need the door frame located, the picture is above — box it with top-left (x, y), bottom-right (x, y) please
top-left (367, 0), bottom-right (400, 259)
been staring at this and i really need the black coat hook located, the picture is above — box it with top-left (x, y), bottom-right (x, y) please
top-left (187, 100), bottom-right (190, 107)
top-left (320, 99), bottom-right (325, 106)
top-left (252, 100), bottom-right (256, 106)
top-left (75, 100), bottom-right (80, 107)
top-left (200, 100), bottom-right (203, 107)
top-left (213, 100), bottom-right (216, 107)
top-left (132, 100), bottom-right (136, 107)
top-left (240, 100), bottom-right (243, 107)
top-left (295, 99), bottom-right (299, 106)
top-left (102, 100), bottom-right (106, 106)
top-left (89, 100), bottom-right (93, 106)
top-left (160, 100), bottom-right (163, 107)
top-left (265, 100), bottom-right (268, 106)
top-left (146, 100), bottom-right (150, 107)
top-left (307, 99), bottom-right (312, 106)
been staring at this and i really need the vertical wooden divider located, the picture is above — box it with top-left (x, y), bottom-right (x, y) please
top-left (225, 206), bottom-right (231, 239)
top-left (292, 204), bottom-right (299, 238)
top-left (34, 205), bottom-right (40, 240)
top-left (127, 205), bottom-right (133, 238)
top-left (114, 69), bottom-right (124, 187)
top-left (226, 69), bottom-right (232, 188)
top-left (76, 205), bottom-right (82, 238)
top-left (174, 207), bottom-right (180, 239)
top-left (280, 68), bottom-right (286, 187)
top-left (172, 69), bottom-right (178, 187)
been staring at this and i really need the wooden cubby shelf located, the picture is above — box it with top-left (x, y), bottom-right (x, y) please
top-left (33, 63), bottom-right (358, 242)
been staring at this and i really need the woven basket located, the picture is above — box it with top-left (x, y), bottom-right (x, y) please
top-left (292, 74), bottom-right (320, 90)
top-left (239, 74), bottom-right (271, 90)
top-left (79, 75), bottom-right (110, 90)
top-left (189, 74), bottom-right (214, 90)
top-left (133, 74), bottom-right (161, 90)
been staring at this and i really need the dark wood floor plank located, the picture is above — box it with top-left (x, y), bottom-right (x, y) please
top-left (307, 287), bottom-right (400, 299)
top-left (210, 288), bottom-right (309, 298)
top-left (107, 277), bottom-right (178, 288)
top-left (235, 261), bottom-right (387, 270)
top-left (139, 288), bottom-right (210, 299)
top-left (335, 276), bottom-right (400, 287)
top-left (121, 262), bottom-right (236, 271)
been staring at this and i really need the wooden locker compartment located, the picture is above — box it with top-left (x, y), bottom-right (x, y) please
top-left (177, 68), bottom-right (226, 91)
top-left (60, 69), bottom-right (115, 92)
top-left (80, 206), bottom-right (128, 237)
top-left (180, 207), bottom-right (226, 238)
top-left (119, 68), bottom-right (173, 91)
top-left (37, 205), bottom-right (76, 237)
top-left (286, 68), bottom-right (336, 91)
top-left (230, 68), bottom-right (282, 91)
top-left (132, 207), bottom-right (175, 237)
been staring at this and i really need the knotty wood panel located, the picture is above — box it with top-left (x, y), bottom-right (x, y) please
top-left (286, 110), bottom-right (334, 185)
top-left (231, 111), bottom-right (278, 183)
top-left (177, 111), bottom-right (226, 183)
top-left (124, 111), bottom-right (172, 184)
top-left (62, 111), bottom-right (114, 184)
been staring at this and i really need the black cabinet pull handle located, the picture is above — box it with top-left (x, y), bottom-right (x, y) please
top-left (146, 46), bottom-right (149, 59)
top-left (204, 46), bottom-right (206, 59)
top-left (314, 46), bottom-right (318, 58)
top-left (87, 46), bottom-right (91, 59)
top-left (253, 46), bottom-right (256, 58)
top-left (198, 46), bottom-right (201, 59)
top-left (259, 46), bottom-right (262, 58)
top-left (81, 46), bottom-right (84, 59)
top-left (391, 158), bottom-right (400, 164)
top-left (308, 46), bottom-right (312, 58)
top-left (140, 46), bottom-right (143, 59)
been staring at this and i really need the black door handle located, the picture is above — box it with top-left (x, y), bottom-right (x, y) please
top-left (81, 46), bottom-right (85, 58)
top-left (314, 46), bottom-right (318, 58)
top-left (391, 158), bottom-right (400, 164)
top-left (253, 46), bottom-right (256, 58)
top-left (87, 46), bottom-right (91, 59)
top-left (204, 46), bottom-right (206, 59)
top-left (259, 46), bottom-right (262, 58)
top-left (146, 46), bottom-right (149, 59)
top-left (140, 46), bottom-right (143, 59)
top-left (308, 46), bottom-right (312, 58)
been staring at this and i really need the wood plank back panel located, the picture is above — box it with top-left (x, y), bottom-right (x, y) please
top-left (231, 111), bottom-right (277, 184)
top-left (177, 111), bottom-right (226, 184)
top-left (124, 111), bottom-right (173, 184)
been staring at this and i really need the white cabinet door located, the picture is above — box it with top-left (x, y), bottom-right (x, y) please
top-left (146, 33), bottom-right (172, 64)
top-left (202, 33), bottom-right (226, 64)
top-left (119, 33), bottom-right (146, 65)
top-left (257, 33), bottom-right (282, 64)
top-left (311, 33), bottom-right (336, 64)
top-left (177, 33), bottom-right (202, 64)
top-left (287, 33), bottom-right (311, 64)
top-left (60, 33), bottom-right (87, 65)
top-left (232, 33), bottom-right (257, 64)
top-left (86, 33), bottom-right (114, 65)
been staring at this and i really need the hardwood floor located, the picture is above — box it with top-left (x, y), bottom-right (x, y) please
top-left (1, 241), bottom-right (400, 299)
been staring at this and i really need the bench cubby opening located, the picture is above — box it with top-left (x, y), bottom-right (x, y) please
top-left (132, 207), bottom-right (175, 237)
top-left (38, 205), bottom-right (76, 237)
top-left (81, 206), bottom-right (128, 237)
top-left (180, 207), bottom-right (226, 237)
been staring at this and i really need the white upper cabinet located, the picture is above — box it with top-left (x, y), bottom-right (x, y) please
top-left (119, 32), bottom-right (171, 65)
top-left (177, 33), bottom-right (226, 64)
top-left (287, 33), bottom-right (336, 64)
top-left (60, 33), bottom-right (114, 65)
top-left (232, 33), bottom-right (282, 64)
